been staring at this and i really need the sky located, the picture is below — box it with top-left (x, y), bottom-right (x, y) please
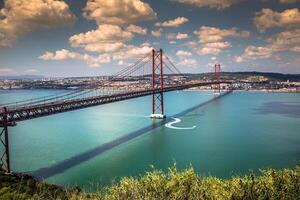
top-left (0, 0), bottom-right (300, 77)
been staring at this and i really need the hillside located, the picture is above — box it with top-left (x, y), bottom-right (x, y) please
top-left (1, 165), bottom-right (300, 200)
top-left (185, 72), bottom-right (300, 82)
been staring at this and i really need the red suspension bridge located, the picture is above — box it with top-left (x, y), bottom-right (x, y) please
top-left (0, 49), bottom-right (227, 174)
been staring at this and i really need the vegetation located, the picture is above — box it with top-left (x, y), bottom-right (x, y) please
top-left (186, 72), bottom-right (300, 82)
top-left (1, 165), bottom-right (300, 200)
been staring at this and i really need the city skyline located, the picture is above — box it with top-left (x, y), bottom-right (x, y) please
top-left (0, 0), bottom-right (300, 77)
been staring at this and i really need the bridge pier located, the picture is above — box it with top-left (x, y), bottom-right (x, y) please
top-left (150, 49), bottom-right (166, 119)
top-left (0, 107), bottom-right (16, 174)
top-left (213, 64), bottom-right (221, 95)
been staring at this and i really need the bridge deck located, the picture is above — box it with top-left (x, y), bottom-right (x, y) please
top-left (0, 82), bottom-right (228, 125)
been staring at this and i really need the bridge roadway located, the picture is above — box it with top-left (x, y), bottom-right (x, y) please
top-left (0, 81), bottom-right (229, 125)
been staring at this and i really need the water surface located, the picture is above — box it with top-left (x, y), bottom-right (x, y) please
top-left (1, 90), bottom-right (300, 190)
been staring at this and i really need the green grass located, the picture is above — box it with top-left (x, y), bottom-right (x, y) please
top-left (1, 165), bottom-right (300, 200)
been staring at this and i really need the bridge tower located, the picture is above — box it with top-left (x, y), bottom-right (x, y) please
top-left (150, 49), bottom-right (166, 119)
top-left (214, 64), bottom-right (221, 95)
top-left (0, 107), bottom-right (15, 174)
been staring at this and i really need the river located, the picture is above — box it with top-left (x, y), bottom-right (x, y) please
top-left (1, 89), bottom-right (300, 191)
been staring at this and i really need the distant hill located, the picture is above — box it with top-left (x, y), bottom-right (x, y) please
top-left (227, 72), bottom-right (300, 81)
top-left (0, 75), bottom-right (45, 80)
top-left (0, 72), bottom-right (299, 82)
top-left (185, 71), bottom-right (300, 82)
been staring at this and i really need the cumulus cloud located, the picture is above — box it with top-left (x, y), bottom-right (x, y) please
top-left (155, 17), bottom-right (188, 27)
top-left (0, 68), bottom-right (15, 75)
top-left (24, 69), bottom-right (39, 74)
top-left (83, 0), bottom-right (156, 26)
top-left (235, 29), bottom-right (300, 62)
top-left (176, 50), bottom-right (192, 58)
top-left (194, 26), bottom-right (250, 43)
top-left (234, 46), bottom-right (273, 63)
top-left (40, 0), bottom-right (157, 67)
top-left (197, 41), bottom-right (232, 55)
top-left (39, 49), bottom-right (111, 67)
top-left (126, 24), bottom-right (147, 35)
top-left (112, 45), bottom-right (153, 60)
top-left (151, 29), bottom-right (163, 37)
top-left (177, 58), bottom-right (197, 67)
top-left (268, 29), bottom-right (300, 52)
top-left (174, 0), bottom-right (241, 9)
top-left (40, 44), bottom-right (153, 67)
top-left (184, 40), bottom-right (198, 47)
top-left (69, 24), bottom-right (134, 53)
top-left (254, 8), bottom-right (300, 32)
top-left (194, 26), bottom-right (250, 55)
top-left (279, 0), bottom-right (298, 3)
top-left (176, 33), bottom-right (189, 39)
top-left (0, 0), bottom-right (76, 47)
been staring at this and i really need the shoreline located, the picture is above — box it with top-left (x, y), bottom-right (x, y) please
top-left (1, 88), bottom-right (299, 93)
top-left (185, 89), bottom-right (300, 93)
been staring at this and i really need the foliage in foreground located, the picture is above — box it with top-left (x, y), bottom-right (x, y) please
top-left (1, 165), bottom-right (300, 200)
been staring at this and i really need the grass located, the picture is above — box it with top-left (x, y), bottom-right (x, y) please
top-left (1, 165), bottom-right (300, 200)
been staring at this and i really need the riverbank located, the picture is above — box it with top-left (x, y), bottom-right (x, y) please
top-left (186, 88), bottom-right (300, 93)
top-left (1, 165), bottom-right (300, 200)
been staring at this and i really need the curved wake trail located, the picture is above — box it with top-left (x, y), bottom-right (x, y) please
top-left (165, 117), bottom-right (196, 130)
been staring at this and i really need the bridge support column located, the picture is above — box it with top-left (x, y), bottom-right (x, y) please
top-left (150, 49), bottom-right (166, 119)
top-left (0, 107), bottom-right (15, 174)
top-left (213, 64), bottom-right (221, 95)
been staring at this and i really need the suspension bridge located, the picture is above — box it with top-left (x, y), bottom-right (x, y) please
top-left (0, 49), bottom-right (229, 174)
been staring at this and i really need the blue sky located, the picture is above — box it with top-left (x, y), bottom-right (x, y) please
top-left (0, 0), bottom-right (299, 77)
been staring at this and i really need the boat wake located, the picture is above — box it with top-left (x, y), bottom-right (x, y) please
top-left (165, 117), bottom-right (196, 130)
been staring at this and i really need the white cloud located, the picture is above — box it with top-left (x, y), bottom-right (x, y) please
top-left (83, 0), bottom-right (156, 26)
top-left (126, 24), bottom-right (147, 35)
top-left (236, 29), bottom-right (300, 62)
top-left (118, 60), bottom-right (124, 65)
top-left (233, 56), bottom-right (243, 63)
top-left (176, 33), bottom-right (189, 39)
top-left (194, 26), bottom-right (250, 55)
top-left (242, 46), bottom-right (274, 59)
top-left (69, 24), bottom-right (134, 53)
top-left (70, 25), bottom-right (133, 47)
top-left (184, 40), bottom-right (197, 47)
top-left (151, 29), bottom-right (163, 37)
top-left (268, 29), bottom-right (300, 51)
top-left (254, 8), bottom-right (300, 32)
top-left (112, 45), bottom-right (153, 60)
top-left (194, 26), bottom-right (250, 43)
top-left (197, 41), bottom-right (231, 55)
top-left (279, 0), bottom-right (298, 3)
top-left (174, 0), bottom-right (241, 9)
top-left (176, 50), bottom-right (192, 58)
top-left (165, 32), bottom-right (188, 40)
top-left (166, 33), bottom-right (176, 40)
top-left (24, 69), bottom-right (39, 74)
top-left (0, 68), bottom-right (15, 75)
top-left (155, 17), bottom-right (188, 27)
top-left (39, 49), bottom-right (111, 67)
top-left (0, 0), bottom-right (76, 47)
top-left (177, 58), bottom-right (197, 67)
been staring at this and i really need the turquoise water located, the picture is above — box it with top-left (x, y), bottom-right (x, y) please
top-left (1, 90), bottom-right (300, 190)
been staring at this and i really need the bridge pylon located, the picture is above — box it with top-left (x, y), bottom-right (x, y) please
top-left (0, 107), bottom-right (16, 174)
top-left (213, 64), bottom-right (221, 95)
top-left (150, 49), bottom-right (166, 119)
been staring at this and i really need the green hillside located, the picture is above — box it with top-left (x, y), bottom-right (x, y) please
top-left (1, 165), bottom-right (300, 200)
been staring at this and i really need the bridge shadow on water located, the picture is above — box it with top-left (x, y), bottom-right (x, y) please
top-left (31, 91), bottom-right (232, 179)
